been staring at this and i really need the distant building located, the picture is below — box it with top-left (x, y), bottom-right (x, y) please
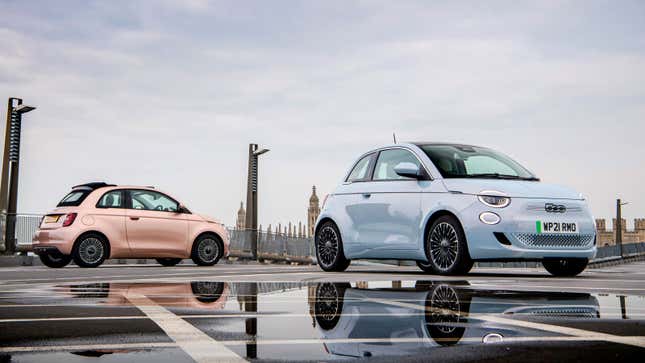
top-left (595, 218), bottom-right (645, 246)
top-left (236, 201), bottom-right (246, 230)
top-left (307, 186), bottom-right (320, 238)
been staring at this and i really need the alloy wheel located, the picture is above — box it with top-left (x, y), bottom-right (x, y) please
top-left (429, 222), bottom-right (459, 271)
top-left (198, 238), bottom-right (220, 263)
top-left (317, 226), bottom-right (339, 267)
top-left (78, 238), bottom-right (104, 264)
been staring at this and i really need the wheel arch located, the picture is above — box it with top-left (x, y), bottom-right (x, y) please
top-left (423, 210), bottom-right (465, 242)
top-left (192, 231), bottom-right (225, 252)
top-left (314, 217), bottom-right (339, 238)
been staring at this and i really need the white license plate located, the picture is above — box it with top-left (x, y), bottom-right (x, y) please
top-left (536, 221), bottom-right (579, 234)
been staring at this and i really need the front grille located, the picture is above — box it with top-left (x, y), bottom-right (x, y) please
top-left (513, 233), bottom-right (595, 248)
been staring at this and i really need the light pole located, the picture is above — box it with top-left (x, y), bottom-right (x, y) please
top-left (616, 199), bottom-right (629, 258)
top-left (0, 98), bottom-right (36, 253)
top-left (245, 144), bottom-right (269, 260)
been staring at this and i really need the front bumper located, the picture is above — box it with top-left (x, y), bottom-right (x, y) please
top-left (461, 198), bottom-right (597, 261)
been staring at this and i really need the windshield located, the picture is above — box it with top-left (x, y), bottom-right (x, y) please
top-left (419, 144), bottom-right (538, 180)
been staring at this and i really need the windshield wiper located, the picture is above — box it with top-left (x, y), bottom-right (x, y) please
top-left (464, 173), bottom-right (539, 181)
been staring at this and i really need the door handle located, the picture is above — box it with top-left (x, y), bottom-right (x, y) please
top-left (362, 193), bottom-right (371, 198)
top-left (130, 216), bottom-right (140, 220)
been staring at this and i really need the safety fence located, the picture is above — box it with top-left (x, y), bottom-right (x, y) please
top-left (228, 229), bottom-right (314, 263)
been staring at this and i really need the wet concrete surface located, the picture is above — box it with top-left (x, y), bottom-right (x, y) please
top-left (0, 263), bottom-right (644, 362)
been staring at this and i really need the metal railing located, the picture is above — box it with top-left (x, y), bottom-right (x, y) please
top-left (228, 229), bottom-right (314, 263)
top-left (1, 213), bottom-right (42, 251)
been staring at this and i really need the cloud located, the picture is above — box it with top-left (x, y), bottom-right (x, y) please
top-left (1, 0), bottom-right (644, 227)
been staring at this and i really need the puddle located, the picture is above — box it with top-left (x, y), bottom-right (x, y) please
top-left (1, 280), bottom-right (643, 361)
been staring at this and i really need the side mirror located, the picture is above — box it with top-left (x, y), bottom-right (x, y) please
top-left (394, 162), bottom-right (424, 179)
top-left (177, 204), bottom-right (188, 213)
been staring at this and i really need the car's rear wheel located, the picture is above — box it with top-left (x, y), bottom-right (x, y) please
top-left (191, 235), bottom-right (223, 266)
top-left (72, 234), bottom-right (108, 268)
top-left (191, 281), bottom-right (225, 303)
top-left (419, 215), bottom-right (473, 275)
top-left (156, 258), bottom-right (182, 267)
top-left (315, 221), bottom-right (350, 272)
top-left (314, 282), bottom-right (350, 330)
top-left (543, 258), bottom-right (588, 277)
top-left (39, 251), bottom-right (72, 268)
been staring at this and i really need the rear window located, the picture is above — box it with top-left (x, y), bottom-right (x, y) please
top-left (57, 189), bottom-right (91, 207)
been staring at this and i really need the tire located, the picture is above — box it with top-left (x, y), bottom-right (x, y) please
top-left (543, 258), bottom-right (588, 277)
top-left (39, 251), bottom-right (72, 268)
top-left (156, 258), bottom-right (182, 267)
top-left (72, 233), bottom-right (109, 268)
top-left (420, 215), bottom-right (473, 275)
top-left (191, 281), bottom-right (225, 303)
top-left (315, 221), bottom-right (350, 272)
top-left (314, 282), bottom-right (350, 330)
top-left (191, 234), bottom-right (223, 266)
top-left (424, 283), bottom-right (471, 346)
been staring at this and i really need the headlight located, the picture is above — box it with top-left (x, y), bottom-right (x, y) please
top-left (478, 194), bottom-right (511, 208)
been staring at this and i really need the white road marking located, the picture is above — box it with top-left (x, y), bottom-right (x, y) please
top-left (368, 298), bottom-right (645, 348)
top-left (126, 293), bottom-right (246, 363)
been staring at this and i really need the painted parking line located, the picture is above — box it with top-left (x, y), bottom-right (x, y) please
top-left (367, 298), bottom-right (645, 348)
top-left (126, 293), bottom-right (246, 363)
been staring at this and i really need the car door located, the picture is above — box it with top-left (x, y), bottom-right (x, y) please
top-left (333, 152), bottom-right (377, 256)
top-left (356, 148), bottom-right (424, 254)
top-left (94, 189), bottom-right (129, 256)
top-left (125, 189), bottom-right (188, 257)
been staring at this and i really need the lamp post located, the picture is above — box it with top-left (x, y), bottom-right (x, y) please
top-left (0, 98), bottom-right (36, 254)
top-left (616, 199), bottom-right (629, 258)
top-left (245, 144), bottom-right (269, 260)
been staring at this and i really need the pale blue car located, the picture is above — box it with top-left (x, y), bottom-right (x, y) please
top-left (314, 143), bottom-right (597, 276)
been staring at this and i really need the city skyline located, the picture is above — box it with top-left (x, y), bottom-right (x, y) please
top-left (0, 1), bottom-right (643, 226)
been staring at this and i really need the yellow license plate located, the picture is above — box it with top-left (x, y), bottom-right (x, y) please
top-left (45, 215), bottom-right (61, 223)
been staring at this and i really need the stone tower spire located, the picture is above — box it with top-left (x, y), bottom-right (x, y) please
top-left (307, 185), bottom-right (321, 238)
top-left (236, 201), bottom-right (246, 230)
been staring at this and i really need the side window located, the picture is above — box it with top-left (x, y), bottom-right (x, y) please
top-left (129, 190), bottom-right (178, 212)
top-left (373, 149), bottom-right (421, 181)
top-left (96, 190), bottom-right (124, 208)
top-left (346, 153), bottom-right (374, 182)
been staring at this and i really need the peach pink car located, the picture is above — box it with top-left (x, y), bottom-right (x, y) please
top-left (32, 182), bottom-right (230, 268)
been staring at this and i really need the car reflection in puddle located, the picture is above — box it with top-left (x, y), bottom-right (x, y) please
top-left (63, 281), bottom-right (230, 310)
top-left (309, 281), bottom-right (600, 358)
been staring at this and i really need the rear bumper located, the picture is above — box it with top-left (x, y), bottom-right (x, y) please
top-left (32, 229), bottom-right (75, 255)
top-left (32, 245), bottom-right (63, 255)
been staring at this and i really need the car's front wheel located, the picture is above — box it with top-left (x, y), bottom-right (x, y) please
top-left (419, 215), bottom-right (473, 275)
top-left (315, 221), bottom-right (350, 272)
top-left (39, 252), bottom-right (72, 268)
top-left (72, 234), bottom-right (109, 268)
top-left (156, 258), bottom-right (182, 267)
top-left (191, 235), bottom-right (223, 266)
top-left (542, 258), bottom-right (588, 277)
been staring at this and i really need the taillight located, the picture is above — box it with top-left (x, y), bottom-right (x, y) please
top-left (62, 213), bottom-right (77, 227)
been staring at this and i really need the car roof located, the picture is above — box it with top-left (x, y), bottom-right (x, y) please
top-left (71, 183), bottom-right (156, 192)
top-left (410, 142), bottom-right (484, 148)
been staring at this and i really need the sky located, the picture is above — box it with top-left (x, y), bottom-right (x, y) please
top-left (1, 0), bottom-right (644, 229)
